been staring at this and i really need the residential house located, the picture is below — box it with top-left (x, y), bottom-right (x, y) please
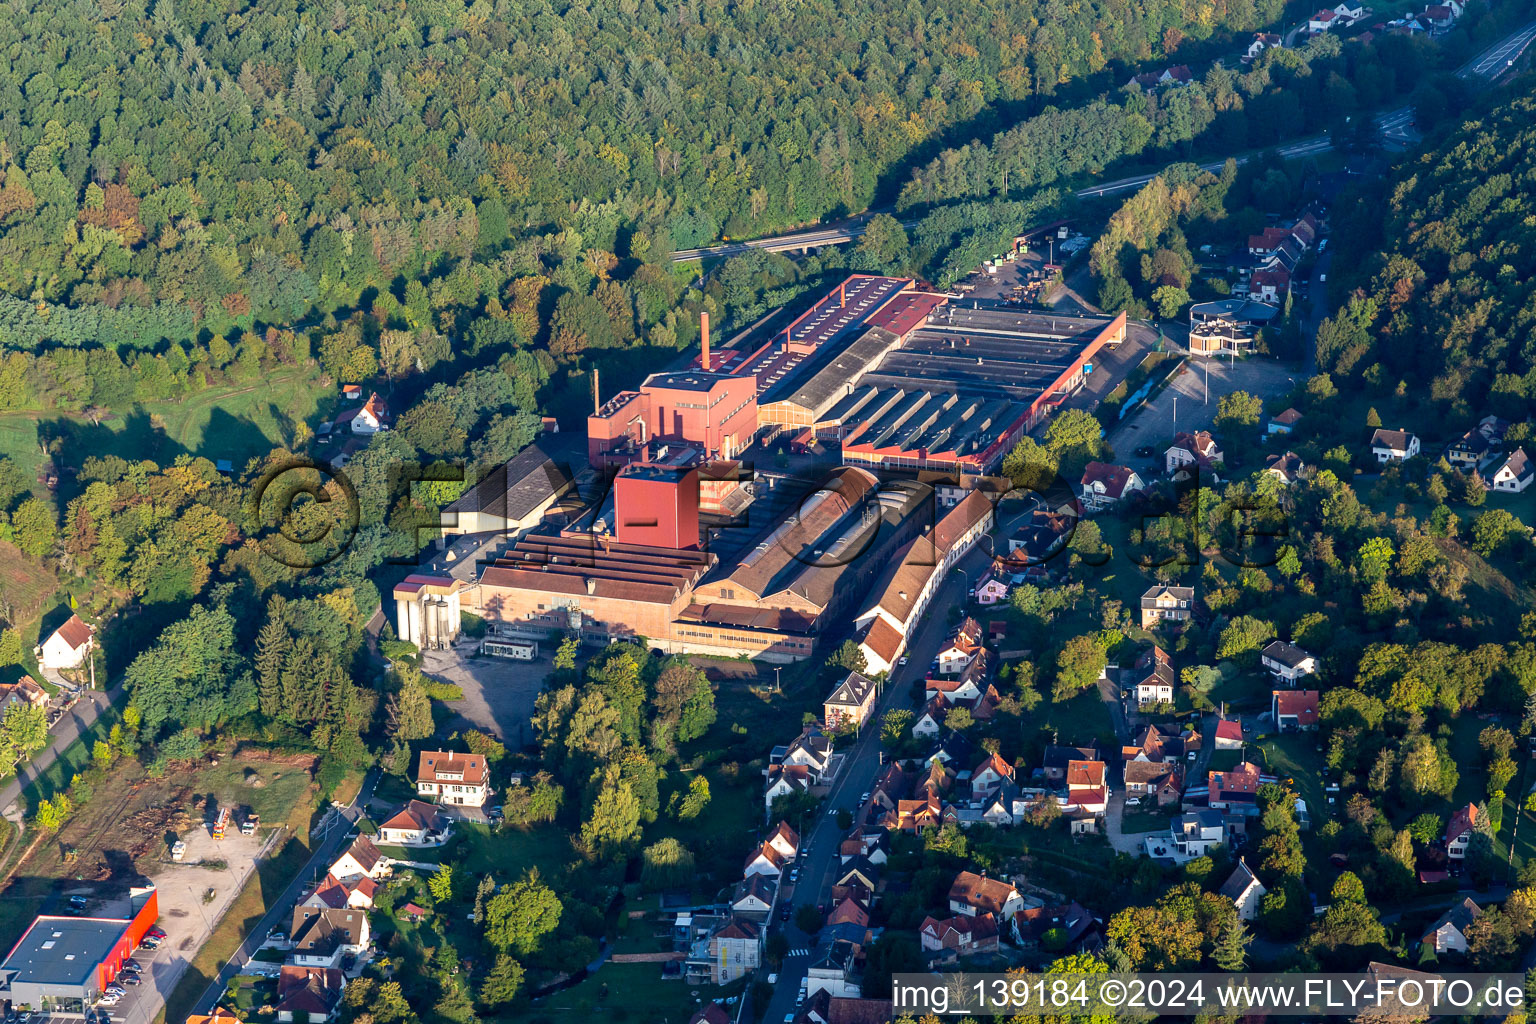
top-left (764, 763), bottom-right (812, 814)
top-left (415, 750), bottom-right (491, 808)
top-left (275, 966), bottom-right (346, 1023)
top-left (799, 993), bottom-right (895, 1024)
top-left (1042, 744), bottom-right (1100, 782)
top-left (868, 763), bottom-right (911, 816)
top-left (778, 726), bottom-right (834, 780)
top-left (857, 617), bottom-right (905, 676)
top-left (913, 695), bottom-right (952, 739)
top-left (1124, 762), bottom-right (1182, 805)
top-left (840, 827), bottom-right (890, 866)
top-left (1249, 267), bottom-right (1290, 303)
top-left (1268, 408), bottom-right (1303, 436)
top-left (1140, 586), bottom-right (1195, 629)
top-left (948, 871), bottom-right (1026, 922)
top-left (1006, 509), bottom-right (1075, 566)
top-left (731, 875), bottom-right (778, 920)
top-left (1017, 902), bottom-right (1100, 952)
top-left (1272, 690), bottom-right (1320, 732)
top-left (1079, 463), bottom-right (1145, 513)
top-left (926, 673), bottom-right (986, 704)
top-left (1148, 809), bottom-right (1226, 863)
top-left (707, 917), bottom-right (762, 983)
top-left (835, 857), bottom-right (880, 903)
top-left (1487, 448), bottom-right (1533, 494)
top-left (1420, 897), bottom-right (1481, 953)
top-left (1243, 32), bottom-right (1282, 62)
top-left (974, 575), bottom-right (1010, 605)
top-left (970, 751), bottom-right (1016, 800)
top-left (1446, 427), bottom-right (1494, 469)
top-left (1126, 65), bottom-right (1194, 89)
top-left (885, 794), bottom-right (943, 833)
top-left (1123, 724), bottom-right (1176, 763)
top-left (1261, 640), bottom-right (1318, 684)
top-left (287, 907), bottom-right (370, 970)
top-left (937, 618), bottom-right (985, 674)
top-left (807, 939), bottom-right (862, 999)
top-left (1165, 432), bottom-right (1223, 476)
top-left (338, 392), bottom-right (389, 434)
top-left (1264, 451), bottom-right (1306, 485)
top-left (824, 670), bottom-right (879, 730)
top-left (827, 897), bottom-right (871, 929)
top-left (766, 821), bottom-right (801, 861)
top-left (919, 913), bottom-right (1000, 957)
top-left (1132, 645), bottom-right (1175, 707)
top-left (376, 800), bottom-right (451, 846)
top-left (188, 1011), bottom-right (246, 1024)
top-left (1065, 760), bottom-right (1108, 816)
top-left (0, 675), bottom-right (48, 714)
top-left (916, 757), bottom-right (958, 797)
top-left (38, 614), bottom-right (94, 671)
top-left (302, 873), bottom-right (379, 912)
top-left (1422, 3), bottom-right (1456, 28)
top-left (1370, 428), bottom-right (1421, 463)
top-left (329, 836), bottom-right (390, 884)
top-left (1209, 762), bottom-right (1262, 813)
top-left (743, 840), bottom-right (789, 879)
top-left (1213, 719), bottom-right (1244, 750)
top-left (1218, 859), bottom-right (1267, 920)
top-left (1446, 803), bottom-right (1479, 860)
top-left (689, 1006), bottom-right (732, 1024)
top-left (340, 383), bottom-right (363, 402)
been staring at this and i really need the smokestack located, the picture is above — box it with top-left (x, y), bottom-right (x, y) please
top-left (592, 366), bottom-right (600, 416)
top-left (700, 311), bottom-right (711, 371)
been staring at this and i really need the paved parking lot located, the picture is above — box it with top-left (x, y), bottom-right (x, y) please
top-left (422, 640), bottom-right (550, 749)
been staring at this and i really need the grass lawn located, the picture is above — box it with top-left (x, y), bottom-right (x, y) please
top-left (178, 757), bottom-right (321, 836)
top-left (1447, 715), bottom-right (1490, 815)
top-left (1037, 687), bottom-right (1117, 749)
top-left (523, 962), bottom-right (736, 1024)
top-left (447, 822), bottom-right (576, 883)
top-left (0, 367), bottom-right (332, 479)
top-left (224, 975), bottom-right (278, 1021)
top-left (1121, 805), bottom-right (1173, 834)
top-left (1253, 734), bottom-right (1328, 828)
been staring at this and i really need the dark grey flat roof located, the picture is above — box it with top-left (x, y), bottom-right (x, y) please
top-left (3, 916), bottom-right (127, 986)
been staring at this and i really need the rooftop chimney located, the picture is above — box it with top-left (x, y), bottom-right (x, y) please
top-left (700, 311), bottom-right (711, 371)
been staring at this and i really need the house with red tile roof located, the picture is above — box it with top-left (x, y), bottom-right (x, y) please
top-left (919, 912), bottom-right (1000, 956)
top-left (1271, 690), bottom-right (1320, 732)
top-left (1213, 719), bottom-right (1244, 749)
top-left (1079, 462), bottom-right (1145, 513)
top-left (1208, 762), bottom-right (1262, 812)
top-left (275, 966), bottom-right (345, 1023)
top-left (1446, 803), bottom-right (1479, 859)
top-left (39, 614), bottom-right (94, 671)
top-left (415, 750), bottom-right (491, 808)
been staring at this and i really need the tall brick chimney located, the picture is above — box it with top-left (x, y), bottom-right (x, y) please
top-left (700, 311), bottom-right (711, 371)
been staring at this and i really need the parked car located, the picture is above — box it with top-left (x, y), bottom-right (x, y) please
top-left (860, 791), bottom-right (870, 804)
top-left (122, 975), bottom-right (141, 986)
top-left (778, 903), bottom-right (792, 921)
top-left (147, 926), bottom-right (167, 939)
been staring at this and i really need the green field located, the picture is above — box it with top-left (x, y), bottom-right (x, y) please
top-left (0, 367), bottom-right (333, 484)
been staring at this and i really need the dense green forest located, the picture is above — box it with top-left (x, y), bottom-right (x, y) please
top-left (1323, 91), bottom-right (1536, 414)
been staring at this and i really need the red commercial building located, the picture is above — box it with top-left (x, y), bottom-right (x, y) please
top-left (614, 462), bottom-right (701, 550)
top-left (588, 371), bottom-right (758, 468)
top-left (2, 886), bottom-right (159, 1009)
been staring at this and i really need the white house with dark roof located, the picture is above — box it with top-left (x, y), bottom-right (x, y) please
top-left (1420, 897), bottom-right (1481, 953)
top-left (824, 671), bottom-right (878, 730)
top-left (1261, 640), bottom-right (1317, 684)
top-left (1079, 462), bottom-right (1145, 513)
top-left (1218, 858), bottom-right (1267, 920)
top-left (1370, 428), bottom-right (1421, 463)
top-left (38, 614), bottom-right (94, 671)
top-left (1487, 448), bottom-right (1533, 494)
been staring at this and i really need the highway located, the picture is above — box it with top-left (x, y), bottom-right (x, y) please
top-left (672, 21), bottom-right (1536, 261)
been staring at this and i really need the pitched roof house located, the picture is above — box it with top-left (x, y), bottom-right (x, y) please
top-left (38, 614), bottom-right (94, 670)
top-left (415, 749), bottom-right (491, 808)
top-left (337, 391), bottom-right (390, 434)
top-left (1213, 719), bottom-right (1244, 749)
top-left (919, 912), bottom-right (1000, 956)
top-left (1264, 450), bottom-right (1306, 485)
top-left (948, 871), bottom-right (1025, 920)
top-left (287, 907), bottom-right (370, 969)
top-left (1208, 762), bottom-right (1262, 811)
top-left (1166, 431), bottom-right (1223, 476)
top-left (0, 675), bottom-right (48, 713)
top-left (1218, 858), bottom-right (1267, 920)
top-left (1446, 803), bottom-right (1479, 859)
top-left (1133, 645), bottom-right (1176, 706)
top-left (275, 966), bottom-right (346, 1023)
top-left (1079, 462), bottom-right (1145, 513)
top-left (1370, 427), bottom-right (1421, 462)
top-left (1272, 690), bottom-right (1320, 732)
top-left (1421, 897), bottom-right (1481, 953)
top-left (1261, 640), bottom-right (1317, 683)
top-left (824, 670), bottom-right (878, 730)
top-left (1268, 407), bottom-right (1303, 435)
top-left (1140, 585), bottom-right (1195, 629)
top-left (1487, 448), bottom-right (1533, 494)
top-left (329, 836), bottom-right (389, 883)
top-left (376, 800), bottom-right (451, 846)
top-left (767, 821), bottom-right (801, 861)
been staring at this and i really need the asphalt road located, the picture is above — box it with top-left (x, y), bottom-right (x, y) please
top-left (186, 770), bottom-right (379, 1017)
top-left (0, 681), bottom-right (123, 818)
top-left (672, 22), bottom-right (1536, 264)
top-left (760, 545), bottom-right (990, 1023)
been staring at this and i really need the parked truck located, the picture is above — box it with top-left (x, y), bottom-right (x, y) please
top-left (241, 812), bottom-right (259, 836)
top-left (212, 807), bottom-right (230, 840)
